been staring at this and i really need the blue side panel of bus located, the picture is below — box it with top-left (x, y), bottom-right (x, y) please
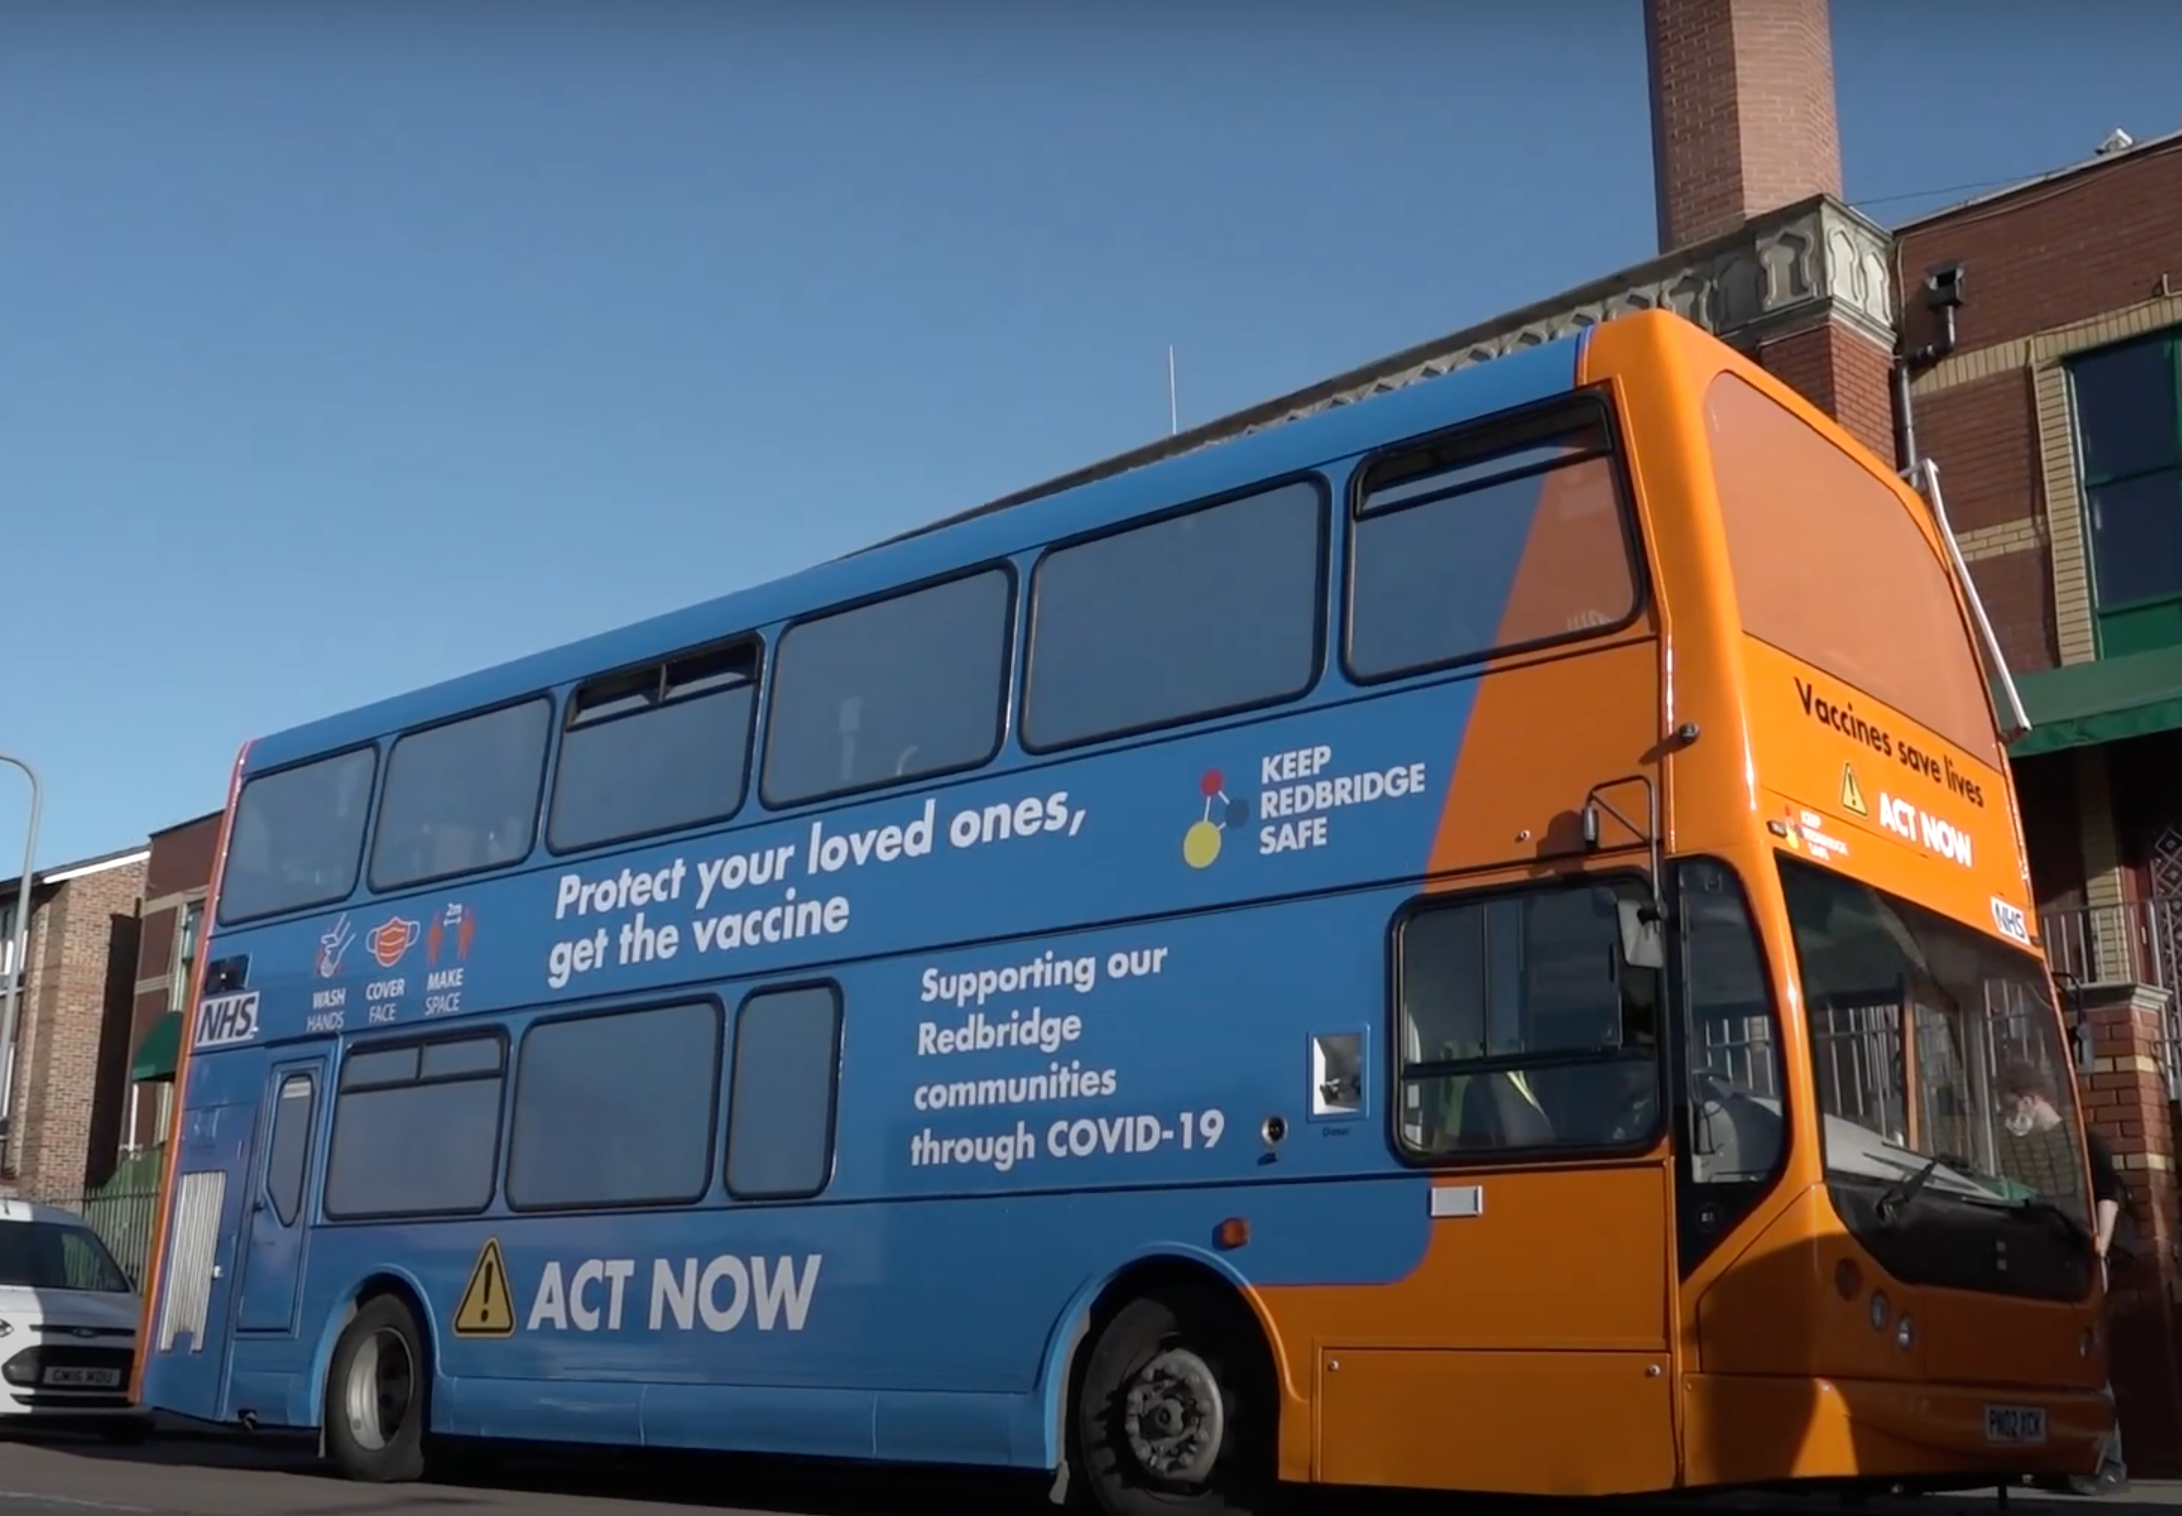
top-left (224, 885), bottom-right (1436, 1465)
top-left (144, 329), bottom-right (1599, 1463)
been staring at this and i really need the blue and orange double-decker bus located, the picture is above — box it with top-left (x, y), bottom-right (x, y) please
top-left (136, 309), bottom-right (2110, 1507)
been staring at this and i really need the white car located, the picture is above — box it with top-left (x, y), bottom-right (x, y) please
top-left (0, 1200), bottom-right (152, 1440)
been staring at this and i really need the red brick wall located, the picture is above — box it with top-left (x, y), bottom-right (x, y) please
top-left (1897, 142), bottom-right (2182, 360)
top-left (2078, 985), bottom-right (2182, 1473)
top-left (6, 860), bottom-right (144, 1199)
top-left (1898, 140), bottom-right (2182, 680)
top-left (135, 908), bottom-right (175, 1002)
top-left (1646, 0), bottom-right (1844, 252)
top-left (144, 814), bottom-right (218, 903)
top-left (1913, 372), bottom-right (2037, 534)
top-left (1906, 366), bottom-right (2058, 671)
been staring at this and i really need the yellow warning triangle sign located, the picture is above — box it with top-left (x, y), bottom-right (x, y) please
top-left (1840, 762), bottom-right (1869, 818)
top-left (452, 1237), bottom-right (516, 1337)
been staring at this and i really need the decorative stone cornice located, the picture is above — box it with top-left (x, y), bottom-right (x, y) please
top-left (1231, 194), bottom-right (1898, 436)
top-left (962, 195), bottom-right (1899, 525)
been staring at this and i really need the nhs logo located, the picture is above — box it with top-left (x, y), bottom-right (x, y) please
top-left (193, 991), bottom-right (261, 1050)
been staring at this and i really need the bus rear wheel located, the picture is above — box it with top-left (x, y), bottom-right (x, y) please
top-left (1074, 1289), bottom-right (1275, 1516)
top-left (325, 1294), bottom-right (429, 1483)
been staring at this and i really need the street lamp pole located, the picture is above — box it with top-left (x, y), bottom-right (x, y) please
top-left (0, 755), bottom-right (41, 1178)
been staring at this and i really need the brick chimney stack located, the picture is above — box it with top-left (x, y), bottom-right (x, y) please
top-left (1642, 0), bottom-right (1894, 461)
top-left (1646, 0), bottom-right (1845, 254)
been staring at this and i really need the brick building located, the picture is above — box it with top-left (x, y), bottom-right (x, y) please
top-left (1897, 127), bottom-right (2182, 1462)
top-left (116, 811), bottom-right (222, 1165)
top-left (0, 844), bottom-right (148, 1200)
top-left (980, 0), bottom-right (2182, 1468)
top-left (0, 809), bottom-right (220, 1206)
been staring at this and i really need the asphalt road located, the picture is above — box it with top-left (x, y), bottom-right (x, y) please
top-left (0, 1429), bottom-right (2163, 1516)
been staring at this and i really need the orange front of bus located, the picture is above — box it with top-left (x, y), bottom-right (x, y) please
top-left (1588, 315), bottom-right (2114, 1489)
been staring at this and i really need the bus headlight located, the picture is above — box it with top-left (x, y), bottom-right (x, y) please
top-left (1869, 1291), bottom-right (1891, 1331)
top-left (1895, 1314), bottom-right (1915, 1350)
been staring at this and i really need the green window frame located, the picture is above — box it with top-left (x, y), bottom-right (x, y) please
top-left (2069, 327), bottom-right (2182, 656)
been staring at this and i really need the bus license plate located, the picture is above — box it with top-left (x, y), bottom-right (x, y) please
top-left (41, 1366), bottom-right (121, 1389)
top-left (1984, 1405), bottom-right (2047, 1444)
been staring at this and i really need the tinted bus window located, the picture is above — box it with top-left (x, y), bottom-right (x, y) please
top-left (761, 571), bottom-right (1011, 808)
top-left (1023, 481), bottom-right (1324, 751)
top-left (218, 747), bottom-right (377, 925)
top-left (265, 1075), bottom-right (316, 1228)
top-left (1394, 879), bottom-right (1661, 1158)
top-left (1676, 860), bottom-right (1786, 1188)
top-left (1706, 372), bottom-right (2000, 765)
top-left (549, 643), bottom-right (759, 853)
top-left (371, 698), bottom-right (553, 891)
top-left (507, 1001), bottom-right (721, 1211)
top-left (1348, 413), bottom-right (1636, 682)
top-left (324, 1034), bottom-right (504, 1220)
top-left (726, 985), bottom-right (842, 1199)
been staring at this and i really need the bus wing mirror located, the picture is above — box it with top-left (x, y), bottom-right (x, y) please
top-left (1618, 899), bottom-right (1666, 971)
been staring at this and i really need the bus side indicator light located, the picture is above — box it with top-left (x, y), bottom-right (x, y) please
top-left (1215, 1218), bottom-right (1250, 1250)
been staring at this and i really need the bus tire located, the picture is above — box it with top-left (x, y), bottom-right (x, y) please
top-left (323, 1294), bottom-right (430, 1483)
top-left (1074, 1288), bottom-right (1275, 1516)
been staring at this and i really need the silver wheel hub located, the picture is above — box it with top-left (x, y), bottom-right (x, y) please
top-left (1123, 1347), bottom-right (1225, 1484)
top-left (342, 1327), bottom-right (415, 1453)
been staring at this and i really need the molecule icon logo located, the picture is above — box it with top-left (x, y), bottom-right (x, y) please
top-left (1183, 769), bottom-right (1251, 869)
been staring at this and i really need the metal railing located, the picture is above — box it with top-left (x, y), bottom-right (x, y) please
top-left (2040, 897), bottom-right (2182, 1085)
top-left (2041, 898), bottom-right (2182, 995)
top-left (30, 1185), bottom-right (161, 1289)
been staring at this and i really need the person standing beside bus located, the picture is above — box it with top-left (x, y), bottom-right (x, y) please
top-left (1997, 1061), bottom-right (2128, 1495)
top-left (1996, 1061), bottom-right (2124, 1268)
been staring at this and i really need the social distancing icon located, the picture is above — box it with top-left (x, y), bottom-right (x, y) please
top-left (453, 1236), bottom-right (516, 1338)
top-left (1840, 762), bottom-right (1868, 818)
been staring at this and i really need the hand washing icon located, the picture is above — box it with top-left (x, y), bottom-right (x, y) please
top-left (368, 916), bottom-right (420, 970)
top-left (315, 914), bottom-right (354, 979)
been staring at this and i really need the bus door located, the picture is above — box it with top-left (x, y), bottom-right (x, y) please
top-left (142, 1042), bottom-right (267, 1422)
top-left (232, 1058), bottom-right (324, 1336)
top-left (1324, 876), bottom-right (1678, 1495)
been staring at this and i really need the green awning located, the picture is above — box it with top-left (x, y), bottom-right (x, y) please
top-left (2004, 644), bottom-right (2182, 758)
top-left (129, 1011), bottom-right (181, 1083)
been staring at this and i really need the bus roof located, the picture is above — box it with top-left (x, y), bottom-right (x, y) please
top-left (245, 330), bottom-right (1588, 775)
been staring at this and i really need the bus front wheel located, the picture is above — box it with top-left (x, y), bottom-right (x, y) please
top-left (324, 1294), bottom-right (429, 1483)
top-left (1074, 1289), bottom-right (1275, 1516)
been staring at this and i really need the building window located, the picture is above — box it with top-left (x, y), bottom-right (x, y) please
top-left (2070, 329), bottom-right (2182, 655)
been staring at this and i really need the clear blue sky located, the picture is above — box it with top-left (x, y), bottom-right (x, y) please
top-left (4, 2), bottom-right (2178, 869)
